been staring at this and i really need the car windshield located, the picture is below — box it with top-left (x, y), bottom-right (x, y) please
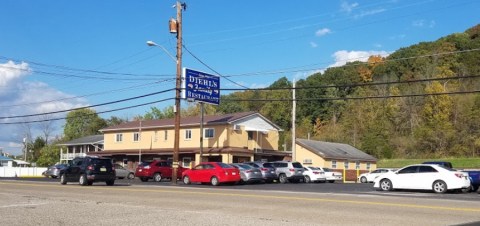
top-left (263, 163), bottom-right (274, 168)
top-left (323, 168), bottom-right (331, 172)
top-left (217, 162), bottom-right (234, 168)
top-left (238, 164), bottom-right (253, 169)
top-left (309, 167), bottom-right (320, 170)
top-left (292, 162), bottom-right (303, 168)
top-left (90, 158), bottom-right (112, 167)
top-left (139, 162), bottom-right (151, 167)
top-left (437, 165), bottom-right (456, 171)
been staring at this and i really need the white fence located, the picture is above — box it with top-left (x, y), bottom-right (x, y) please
top-left (0, 167), bottom-right (48, 177)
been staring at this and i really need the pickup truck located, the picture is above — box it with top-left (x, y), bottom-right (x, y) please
top-left (422, 161), bottom-right (480, 192)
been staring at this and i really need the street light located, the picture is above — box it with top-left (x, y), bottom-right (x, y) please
top-left (146, 41), bottom-right (177, 63)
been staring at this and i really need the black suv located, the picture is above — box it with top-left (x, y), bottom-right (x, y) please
top-left (60, 156), bottom-right (116, 186)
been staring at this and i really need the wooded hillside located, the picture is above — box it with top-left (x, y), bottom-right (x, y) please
top-left (215, 24), bottom-right (480, 159)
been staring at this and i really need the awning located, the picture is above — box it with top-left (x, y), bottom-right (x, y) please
top-left (244, 127), bottom-right (269, 134)
top-left (14, 160), bottom-right (30, 165)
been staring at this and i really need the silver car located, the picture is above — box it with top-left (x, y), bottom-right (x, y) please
top-left (42, 164), bottom-right (68, 178)
top-left (231, 163), bottom-right (264, 184)
top-left (114, 164), bottom-right (135, 179)
top-left (244, 161), bottom-right (278, 183)
top-left (271, 161), bottom-right (305, 183)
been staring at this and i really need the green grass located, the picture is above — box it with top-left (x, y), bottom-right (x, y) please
top-left (377, 158), bottom-right (480, 169)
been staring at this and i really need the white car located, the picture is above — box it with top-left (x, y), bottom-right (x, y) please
top-left (319, 167), bottom-right (343, 183)
top-left (373, 164), bottom-right (471, 193)
top-left (358, 168), bottom-right (394, 183)
top-left (303, 167), bottom-right (327, 183)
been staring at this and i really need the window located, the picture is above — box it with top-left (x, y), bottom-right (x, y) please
top-left (204, 128), bottom-right (214, 139)
top-left (331, 160), bottom-right (337, 169)
top-left (303, 159), bottom-right (312, 164)
top-left (133, 132), bottom-right (140, 142)
top-left (185, 130), bottom-right (192, 140)
top-left (419, 166), bottom-right (438, 173)
top-left (164, 131), bottom-right (168, 141)
top-left (344, 161), bottom-right (349, 169)
top-left (398, 166), bottom-right (418, 174)
top-left (247, 131), bottom-right (253, 140)
top-left (182, 157), bottom-right (191, 168)
top-left (115, 133), bottom-right (123, 142)
top-left (367, 163), bottom-right (371, 170)
top-left (355, 161), bottom-right (360, 170)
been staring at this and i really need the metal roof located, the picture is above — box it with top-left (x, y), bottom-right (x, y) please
top-left (296, 139), bottom-right (377, 162)
top-left (0, 156), bottom-right (14, 161)
top-left (57, 135), bottom-right (104, 146)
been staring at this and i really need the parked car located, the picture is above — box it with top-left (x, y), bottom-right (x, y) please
top-left (182, 162), bottom-right (241, 186)
top-left (319, 167), bottom-right (343, 183)
top-left (374, 164), bottom-right (471, 193)
top-left (231, 163), bottom-right (264, 184)
top-left (243, 161), bottom-right (278, 183)
top-left (357, 168), bottom-right (394, 183)
top-left (42, 164), bottom-right (67, 178)
top-left (60, 156), bottom-right (116, 186)
top-left (422, 161), bottom-right (480, 192)
top-left (135, 160), bottom-right (186, 182)
top-left (114, 164), bottom-right (135, 179)
top-left (270, 161), bottom-right (304, 183)
top-left (303, 166), bottom-right (326, 183)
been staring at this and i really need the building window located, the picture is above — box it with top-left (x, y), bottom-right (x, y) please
top-left (344, 161), bottom-right (349, 169)
top-left (115, 133), bottom-right (123, 142)
top-left (356, 161), bottom-right (360, 170)
top-left (133, 132), bottom-right (140, 142)
top-left (204, 128), bottom-right (214, 139)
top-left (164, 131), bottom-right (168, 141)
top-left (247, 131), bottom-right (253, 140)
top-left (182, 157), bottom-right (191, 168)
top-left (303, 159), bottom-right (312, 164)
top-left (332, 160), bottom-right (337, 169)
top-left (185, 130), bottom-right (192, 140)
top-left (367, 163), bottom-right (371, 171)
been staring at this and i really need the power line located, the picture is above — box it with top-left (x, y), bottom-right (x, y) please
top-left (0, 98), bottom-right (175, 125)
top-left (0, 88), bottom-right (175, 119)
top-left (182, 44), bottom-right (250, 89)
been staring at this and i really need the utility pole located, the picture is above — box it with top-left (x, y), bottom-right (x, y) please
top-left (199, 102), bottom-right (204, 164)
top-left (171, 1), bottom-right (185, 184)
top-left (291, 79), bottom-right (296, 162)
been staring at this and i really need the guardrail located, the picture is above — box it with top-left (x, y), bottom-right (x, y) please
top-left (0, 167), bottom-right (47, 177)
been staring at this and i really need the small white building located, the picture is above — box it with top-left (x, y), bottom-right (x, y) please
top-left (0, 156), bottom-right (14, 167)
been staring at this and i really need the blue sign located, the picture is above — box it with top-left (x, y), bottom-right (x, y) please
top-left (182, 68), bottom-right (220, 105)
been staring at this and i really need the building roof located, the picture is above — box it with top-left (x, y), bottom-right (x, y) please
top-left (57, 135), bottom-right (104, 146)
top-left (100, 111), bottom-right (281, 132)
top-left (0, 156), bottom-right (13, 161)
top-left (296, 139), bottom-right (377, 162)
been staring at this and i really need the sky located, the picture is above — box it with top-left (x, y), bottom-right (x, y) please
top-left (1, 0), bottom-right (479, 156)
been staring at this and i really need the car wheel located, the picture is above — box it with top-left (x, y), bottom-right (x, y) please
top-left (106, 180), bottom-right (115, 186)
top-left (79, 174), bottom-right (88, 186)
top-left (210, 176), bottom-right (220, 186)
top-left (472, 185), bottom-right (479, 192)
top-left (153, 173), bottom-right (162, 182)
top-left (127, 173), bottom-right (135, 180)
top-left (304, 176), bottom-right (311, 183)
top-left (328, 180), bottom-right (335, 183)
top-left (183, 176), bottom-right (191, 185)
top-left (379, 179), bottom-right (393, 191)
top-left (432, 180), bottom-right (447, 193)
top-left (140, 177), bottom-right (148, 182)
top-left (60, 174), bottom-right (67, 185)
top-left (360, 177), bottom-right (367, 183)
top-left (87, 181), bottom-right (93, 186)
top-left (51, 175), bottom-right (57, 179)
top-left (278, 174), bottom-right (288, 184)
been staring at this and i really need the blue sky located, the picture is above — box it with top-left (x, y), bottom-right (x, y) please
top-left (1, 0), bottom-right (479, 156)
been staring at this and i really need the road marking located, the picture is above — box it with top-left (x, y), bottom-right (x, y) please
top-left (1, 181), bottom-right (479, 213)
top-left (0, 203), bottom-right (47, 208)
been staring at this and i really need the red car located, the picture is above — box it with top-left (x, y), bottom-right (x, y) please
top-left (135, 160), bottom-right (186, 182)
top-left (182, 162), bottom-right (241, 186)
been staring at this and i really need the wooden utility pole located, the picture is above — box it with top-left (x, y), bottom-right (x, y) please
top-left (291, 79), bottom-right (296, 161)
top-left (172, 1), bottom-right (184, 184)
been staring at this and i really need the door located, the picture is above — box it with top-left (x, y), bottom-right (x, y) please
top-left (392, 166), bottom-right (419, 189)
top-left (416, 166), bottom-right (439, 189)
top-left (67, 158), bottom-right (83, 182)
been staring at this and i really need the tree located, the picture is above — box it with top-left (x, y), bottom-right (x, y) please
top-left (106, 116), bottom-right (127, 126)
top-left (64, 108), bottom-right (107, 140)
top-left (36, 144), bottom-right (61, 167)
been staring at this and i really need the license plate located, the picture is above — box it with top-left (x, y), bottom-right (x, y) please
top-left (100, 168), bottom-right (106, 172)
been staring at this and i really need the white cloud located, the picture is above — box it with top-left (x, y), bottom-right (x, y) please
top-left (315, 28), bottom-right (332, 37)
top-left (341, 1), bottom-right (359, 13)
top-left (353, 8), bottom-right (386, 19)
top-left (0, 61), bottom-right (88, 155)
top-left (328, 50), bottom-right (391, 68)
top-left (412, 19), bottom-right (436, 28)
top-left (310, 42), bottom-right (318, 48)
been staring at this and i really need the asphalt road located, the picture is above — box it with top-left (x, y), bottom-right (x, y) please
top-left (0, 178), bottom-right (479, 225)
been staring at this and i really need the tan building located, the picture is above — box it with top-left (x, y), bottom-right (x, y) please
top-left (95, 112), bottom-right (289, 168)
top-left (295, 138), bottom-right (377, 171)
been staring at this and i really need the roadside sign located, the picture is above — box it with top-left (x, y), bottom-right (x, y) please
top-left (181, 68), bottom-right (220, 105)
